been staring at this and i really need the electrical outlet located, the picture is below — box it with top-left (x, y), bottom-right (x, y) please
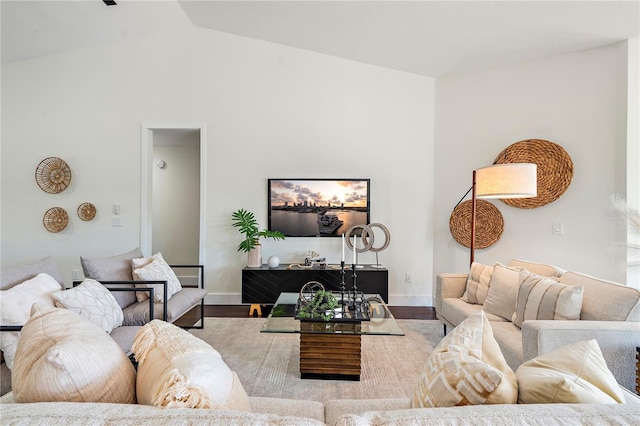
top-left (72, 269), bottom-right (81, 280)
top-left (112, 216), bottom-right (123, 227)
top-left (405, 273), bottom-right (412, 283)
top-left (552, 222), bottom-right (563, 235)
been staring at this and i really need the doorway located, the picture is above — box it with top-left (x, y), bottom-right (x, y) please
top-left (141, 124), bottom-right (206, 265)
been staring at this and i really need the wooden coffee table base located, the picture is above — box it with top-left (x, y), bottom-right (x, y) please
top-left (299, 333), bottom-right (361, 381)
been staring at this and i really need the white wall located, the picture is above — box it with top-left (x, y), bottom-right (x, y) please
top-left (434, 42), bottom-right (630, 283)
top-left (1, 28), bottom-right (435, 305)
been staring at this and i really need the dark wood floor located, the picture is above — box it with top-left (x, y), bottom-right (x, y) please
top-left (202, 305), bottom-right (436, 320)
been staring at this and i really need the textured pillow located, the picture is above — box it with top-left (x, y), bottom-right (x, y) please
top-left (512, 270), bottom-right (583, 328)
top-left (461, 262), bottom-right (493, 305)
top-left (0, 273), bottom-right (61, 369)
top-left (11, 304), bottom-right (135, 403)
top-left (52, 279), bottom-right (124, 333)
top-left (482, 263), bottom-right (521, 321)
top-left (516, 339), bottom-right (625, 404)
top-left (411, 311), bottom-right (517, 408)
top-left (132, 320), bottom-right (251, 411)
top-left (132, 253), bottom-right (182, 303)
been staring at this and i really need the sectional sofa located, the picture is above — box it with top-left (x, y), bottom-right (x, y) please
top-left (435, 259), bottom-right (640, 392)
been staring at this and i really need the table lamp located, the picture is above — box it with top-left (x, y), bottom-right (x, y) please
top-left (470, 163), bottom-right (537, 265)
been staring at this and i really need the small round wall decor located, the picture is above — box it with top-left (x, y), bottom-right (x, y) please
top-left (449, 200), bottom-right (504, 249)
top-left (77, 202), bottom-right (96, 221)
top-left (35, 157), bottom-right (72, 194)
top-left (43, 207), bottom-right (69, 233)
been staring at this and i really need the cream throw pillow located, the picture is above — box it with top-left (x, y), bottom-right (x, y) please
top-left (132, 253), bottom-right (182, 303)
top-left (512, 270), bottom-right (583, 328)
top-left (11, 304), bottom-right (135, 403)
top-left (516, 339), bottom-right (625, 404)
top-left (482, 263), bottom-right (521, 321)
top-left (411, 311), bottom-right (517, 407)
top-left (132, 320), bottom-right (252, 411)
top-left (461, 262), bottom-right (493, 305)
top-left (52, 279), bottom-right (124, 333)
top-left (0, 273), bottom-right (61, 369)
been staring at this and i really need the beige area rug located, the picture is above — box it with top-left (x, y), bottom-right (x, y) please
top-left (189, 318), bottom-right (443, 402)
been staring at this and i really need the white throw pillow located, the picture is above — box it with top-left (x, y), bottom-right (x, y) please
top-left (482, 263), bottom-right (521, 321)
top-left (11, 304), bottom-right (136, 404)
top-left (512, 270), bottom-right (583, 328)
top-left (461, 262), bottom-right (493, 305)
top-left (516, 339), bottom-right (625, 404)
top-left (132, 320), bottom-right (252, 411)
top-left (0, 273), bottom-right (61, 369)
top-left (132, 253), bottom-right (182, 303)
top-left (52, 279), bottom-right (124, 333)
top-left (411, 311), bottom-right (517, 408)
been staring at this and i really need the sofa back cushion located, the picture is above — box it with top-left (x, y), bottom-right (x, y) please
top-left (1, 257), bottom-right (64, 291)
top-left (507, 259), bottom-right (564, 278)
top-left (80, 248), bottom-right (142, 308)
top-left (559, 272), bottom-right (640, 321)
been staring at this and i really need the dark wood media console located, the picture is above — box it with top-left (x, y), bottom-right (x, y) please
top-left (242, 264), bottom-right (388, 304)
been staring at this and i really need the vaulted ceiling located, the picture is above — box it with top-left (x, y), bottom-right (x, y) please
top-left (2, 1), bottom-right (638, 77)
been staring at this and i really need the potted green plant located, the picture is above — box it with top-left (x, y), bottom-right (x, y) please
top-left (232, 208), bottom-right (285, 267)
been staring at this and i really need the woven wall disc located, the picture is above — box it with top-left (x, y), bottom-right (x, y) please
top-left (77, 202), bottom-right (96, 221)
top-left (35, 157), bottom-right (72, 194)
top-left (43, 207), bottom-right (69, 233)
top-left (449, 200), bottom-right (504, 249)
top-left (494, 139), bottom-right (573, 209)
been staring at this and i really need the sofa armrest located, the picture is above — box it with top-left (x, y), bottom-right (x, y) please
top-left (521, 320), bottom-right (640, 392)
top-left (434, 273), bottom-right (467, 315)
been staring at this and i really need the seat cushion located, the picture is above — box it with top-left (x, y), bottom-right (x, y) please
top-left (122, 288), bottom-right (207, 325)
top-left (488, 320), bottom-right (524, 372)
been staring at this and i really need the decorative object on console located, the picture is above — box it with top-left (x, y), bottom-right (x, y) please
top-left (42, 206), bottom-right (69, 233)
top-left (494, 139), bottom-right (572, 209)
top-left (452, 163), bottom-right (537, 265)
top-left (362, 223), bottom-right (390, 268)
top-left (35, 156), bottom-right (72, 194)
top-left (267, 256), bottom-right (280, 268)
top-left (77, 202), bottom-right (96, 221)
top-left (231, 209), bottom-right (285, 267)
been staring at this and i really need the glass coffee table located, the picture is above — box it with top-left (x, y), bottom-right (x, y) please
top-left (261, 292), bottom-right (404, 380)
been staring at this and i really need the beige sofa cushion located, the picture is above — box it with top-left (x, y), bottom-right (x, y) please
top-left (512, 271), bottom-right (583, 328)
top-left (516, 339), bottom-right (625, 404)
top-left (482, 263), bottom-right (521, 321)
top-left (412, 311), bottom-right (517, 408)
top-left (559, 271), bottom-right (640, 321)
top-left (508, 259), bottom-right (565, 277)
top-left (132, 320), bottom-right (251, 411)
top-left (461, 262), bottom-right (493, 305)
top-left (12, 304), bottom-right (135, 404)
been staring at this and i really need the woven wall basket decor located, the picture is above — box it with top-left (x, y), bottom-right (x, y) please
top-left (449, 199), bottom-right (504, 249)
top-left (35, 157), bottom-right (72, 194)
top-left (77, 202), bottom-right (96, 221)
top-left (494, 139), bottom-right (573, 209)
top-left (43, 207), bottom-right (69, 233)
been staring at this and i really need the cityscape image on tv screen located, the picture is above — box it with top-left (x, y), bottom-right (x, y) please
top-left (268, 178), bottom-right (370, 237)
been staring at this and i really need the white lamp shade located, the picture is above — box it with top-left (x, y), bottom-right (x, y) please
top-left (475, 163), bottom-right (537, 199)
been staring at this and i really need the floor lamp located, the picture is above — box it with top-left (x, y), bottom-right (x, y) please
top-left (470, 163), bottom-right (537, 266)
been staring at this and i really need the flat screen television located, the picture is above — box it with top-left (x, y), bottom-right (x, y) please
top-left (268, 178), bottom-right (370, 237)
